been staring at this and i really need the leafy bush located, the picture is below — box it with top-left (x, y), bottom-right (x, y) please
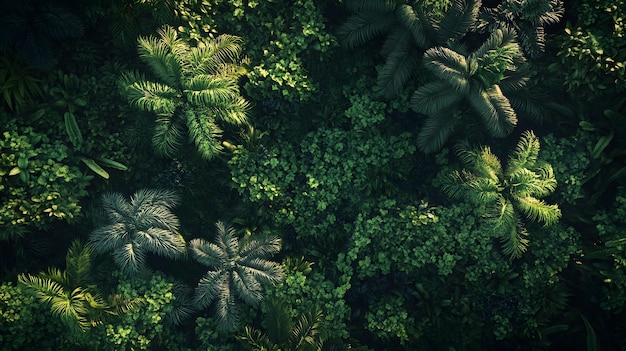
top-left (0, 120), bottom-right (91, 239)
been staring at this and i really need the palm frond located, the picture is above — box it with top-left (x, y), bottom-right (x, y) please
top-left (499, 219), bottom-right (529, 260)
top-left (65, 240), bottom-right (92, 288)
top-left (519, 0), bottom-right (564, 25)
top-left (133, 188), bottom-right (181, 210)
top-left (423, 46), bottom-right (470, 93)
top-left (136, 227), bottom-right (186, 258)
top-left (468, 85), bottom-right (517, 138)
top-left (184, 76), bottom-right (240, 106)
top-left (239, 326), bottom-right (281, 350)
top-left (506, 90), bottom-right (551, 123)
top-left (100, 192), bottom-right (133, 223)
top-left (152, 113), bottom-right (186, 158)
top-left (215, 285), bottom-right (239, 331)
top-left (120, 71), bottom-right (178, 115)
top-left (472, 28), bottom-right (520, 60)
top-left (436, 0), bottom-right (481, 44)
top-left (194, 270), bottom-right (228, 309)
top-left (411, 80), bottom-right (462, 115)
top-left (185, 109), bottom-right (223, 160)
top-left (232, 267), bottom-right (264, 306)
top-left (514, 196), bottom-right (561, 225)
top-left (416, 109), bottom-right (460, 153)
top-left (507, 130), bottom-right (539, 170)
top-left (395, 4), bottom-right (430, 48)
top-left (112, 243), bottom-right (145, 275)
top-left (18, 273), bottom-right (66, 304)
top-left (189, 238), bottom-right (228, 268)
top-left (137, 33), bottom-right (183, 89)
top-left (290, 309), bottom-right (324, 350)
top-left (164, 281), bottom-right (195, 326)
top-left (263, 298), bottom-right (294, 345)
top-left (240, 236), bottom-right (282, 260)
top-left (189, 34), bottom-right (244, 75)
top-left (238, 259), bottom-right (284, 286)
top-left (338, 12), bottom-right (396, 49)
top-left (206, 98), bottom-right (250, 125)
top-left (377, 34), bottom-right (417, 97)
top-left (89, 224), bottom-right (128, 255)
top-left (345, 0), bottom-right (399, 12)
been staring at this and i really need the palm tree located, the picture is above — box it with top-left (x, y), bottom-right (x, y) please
top-left (89, 188), bottom-right (186, 275)
top-left (189, 221), bottom-right (283, 331)
top-left (338, 0), bottom-right (480, 97)
top-left (119, 25), bottom-right (249, 159)
top-left (477, 0), bottom-right (564, 58)
top-left (18, 240), bottom-right (139, 336)
top-left (441, 130), bottom-right (561, 259)
top-left (411, 28), bottom-right (527, 153)
top-left (238, 298), bottom-right (341, 351)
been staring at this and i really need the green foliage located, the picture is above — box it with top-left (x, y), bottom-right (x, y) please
top-left (175, 0), bottom-right (337, 104)
top-left (120, 25), bottom-right (249, 159)
top-left (539, 131), bottom-right (593, 205)
top-left (552, 0), bottom-right (626, 99)
top-left (229, 89), bottom-right (416, 250)
top-left (89, 189), bottom-right (186, 275)
top-left (0, 282), bottom-right (69, 351)
top-left (189, 221), bottom-right (283, 332)
top-left (441, 131), bottom-right (561, 259)
top-left (364, 295), bottom-right (414, 344)
top-left (18, 241), bottom-right (139, 339)
top-left (591, 188), bottom-right (626, 311)
top-left (264, 262), bottom-right (351, 341)
top-left (0, 120), bottom-right (91, 239)
top-left (89, 271), bottom-right (181, 350)
top-left (0, 54), bottom-right (43, 111)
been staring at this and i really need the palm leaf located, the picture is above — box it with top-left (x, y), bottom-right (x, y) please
top-left (416, 109), bottom-right (460, 153)
top-left (423, 46), bottom-right (470, 93)
top-left (136, 227), bottom-right (186, 259)
top-left (338, 12), bottom-right (396, 49)
top-left (112, 242), bottom-right (145, 275)
top-left (195, 270), bottom-right (228, 309)
top-left (185, 109), bottom-right (223, 160)
top-left (238, 326), bottom-right (281, 351)
top-left (238, 259), bottom-right (284, 286)
top-left (411, 80), bottom-right (462, 115)
top-left (189, 34), bottom-right (244, 76)
top-left (395, 4), bottom-right (430, 48)
top-left (152, 113), bottom-right (186, 158)
top-left (499, 220), bottom-right (529, 260)
top-left (138, 25), bottom-right (185, 88)
top-left (120, 71), bottom-right (178, 115)
top-left (215, 284), bottom-right (239, 331)
top-left (189, 238), bottom-right (228, 268)
top-left (377, 32), bottom-right (417, 97)
top-left (345, 0), bottom-right (399, 12)
top-left (240, 236), bottom-right (282, 260)
top-left (89, 224), bottom-right (128, 255)
top-left (507, 130), bottom-right (540, 170)
top-left (436, 0), bottom-right (481, 44)
top-left (232, 266), bottom-right (264, 305)
top-left (65, 240), bottom-right (93, 288)
top-left (472, 28), bottom-right (519, 60)
top-left (468, 85), bottom-right (517, 138)
top-left (290, 309), bottom-right (324, 350)
top-left (514, 196), bottom-right (561, 225)
top-left (184, 76), bottom-right (241, 107)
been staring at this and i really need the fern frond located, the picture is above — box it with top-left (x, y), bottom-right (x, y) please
top-left (411, 80), bottom-right (462, 115)
top-left (152, 113), bottom-right (186, 158)
top-left (436, 0), bottom-right (481, 44)
top-left (508, 130), bottom-right (540, 170)
top-left (185, 109), bottom-right (223, 160)
top-left (338, 12), bottom-right (396, 49)
top-left (423, 46), bottom-right (470, 93)
top-left (514, 196), bottom-right (561, 225)
top-left (468, 85), bottom-right (517, 138)
top-left (416, 109), bottom-right (460, 153)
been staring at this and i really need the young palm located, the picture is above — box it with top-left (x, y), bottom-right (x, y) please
top-left (478, 0), bottom-right (564, 58)
top-left (120, 25), bottom-right (249, 159)
top-left (89, 188), bottom-right (186, 275)
top-left (238, 298), bottom-right (333, 351)
top-left (338, 0), bottom-right (479, 97)
top-left (441, 130), bottom-right (561, 259)
top-left (18, 241), bottom-right (139, 336)
top-left (189, 221), bottom-right (283, 331)
top-left (411, 28), bottom-right (527, 153)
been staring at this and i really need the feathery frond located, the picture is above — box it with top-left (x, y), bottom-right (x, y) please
top-left (152, 114), bottom-right (186, 158)
top-left (416, 110), bottom-right (460, 153)
top-left (411, 80), bottom-right (463, 115)
top-left (468, 85), bottom-right (517, 137)
top-left (514, 196), bottom-right (561, 225)
top-left (507, 130), bottom-right (539, 170)
top-left (499, 219), bottom-right (529, 259)
top-left (185, 109), bottom-right (223, 160)
top-left (338, 10), bottom-right (396, 49)
top-left (436, 0), bottom-right (481, 44)
top-left (423, 46), bottom-right (470, 93)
